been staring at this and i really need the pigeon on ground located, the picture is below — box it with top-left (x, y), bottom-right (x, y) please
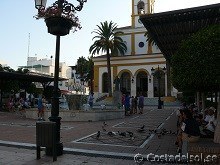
top-left (102, 122), bottom-right (108, 131)
top-left (127, 131), bottom-right (134, 136)
top-left (137, 125), bottom-right (145, 133)
top-left (127, 131), bottom-right (134, 140)
top-left (96, 131), bottom-right (101, 139)
top-left (103, 122), bottom-right (108, 126)
top-left (118, 131), bottom-right (126, 137)
top-left (107, 131), bottom-right (116, 136)
top-left (172, 131), bottom-right (176, 135)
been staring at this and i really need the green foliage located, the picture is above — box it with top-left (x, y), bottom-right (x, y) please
top-left (1, 80), bottom-right (20, 93)
top-left (0, 65), bottom-right (14, 72)
top-left (181, 91), bottom-right (195, 105)
top-left (16, 68), bottom-right (29, 74)
top-left (171, 25), bottom-right (220, 92)
top-left (75, 56), bottom-right (94, 88)
top-left (26, 83), bottom-right (37, 94)
top-left (0, 65), bottom-right (19, 93)
top-left (85, 57), bottom-right (94, 83)
top-left (89, 21), bottom-right (127, 56)
top-left (0, 64), bottom-right (2, 71)
top-left (144, 31), bottom-right (156, 46)
top-left (76, 56), bottom-right (89, 78)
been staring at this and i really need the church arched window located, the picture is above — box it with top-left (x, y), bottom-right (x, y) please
top-left (137, 1), bottom-right (145, 14)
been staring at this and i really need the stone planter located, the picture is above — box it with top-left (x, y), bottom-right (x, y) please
top-left (45, 17), bottom-right (76, 36)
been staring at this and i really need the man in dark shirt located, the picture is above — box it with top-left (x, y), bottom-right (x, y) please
top-left (182, 109), bottom-right (200, 142)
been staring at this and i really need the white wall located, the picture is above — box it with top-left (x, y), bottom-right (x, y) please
top-left (120, 34), bottom-right (132, 55)
top-left (152, 44), bottom-right (161, 53)
top-left (135, 33), bottom-right (148, 54)
top-left (135, 17), bottom-right (144, 28)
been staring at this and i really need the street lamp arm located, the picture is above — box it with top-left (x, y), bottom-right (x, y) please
top-left (54, 0), bottom-right (87, 12)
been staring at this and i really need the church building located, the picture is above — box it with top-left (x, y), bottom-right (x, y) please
top-left (92, 0), bottom-right (178, 98)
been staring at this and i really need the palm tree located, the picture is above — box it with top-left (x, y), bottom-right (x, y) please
top-left (89, 21), bottom-right (127, 97)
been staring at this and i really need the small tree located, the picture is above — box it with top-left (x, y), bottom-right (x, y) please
top-left (76, 56), bottom-right (89, 80)
top-left (85, 57), bottom-right (94, 93)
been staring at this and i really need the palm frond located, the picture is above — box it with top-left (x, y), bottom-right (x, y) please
top-left (144, 31), bottom-right (156, 46)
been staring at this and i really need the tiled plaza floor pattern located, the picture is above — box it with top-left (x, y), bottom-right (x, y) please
top-left (74, 109), bottom-right (175, 148)
top-left (0, 107), bottom-right (179, 164)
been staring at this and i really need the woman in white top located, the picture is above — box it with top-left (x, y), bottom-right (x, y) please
top-left (202, 107), bottom-right (217, 138)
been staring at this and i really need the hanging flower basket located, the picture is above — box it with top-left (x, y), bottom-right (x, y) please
top-left (45, 17), bottom-right (77, 36)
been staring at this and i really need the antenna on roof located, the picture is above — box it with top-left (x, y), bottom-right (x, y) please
top-left (27, 33), bottom-right (30, 57)
top-left (27, 33), bottom-right (30, 65)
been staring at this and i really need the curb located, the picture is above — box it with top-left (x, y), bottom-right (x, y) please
top-left (0, 140), bottom-right (136, 160)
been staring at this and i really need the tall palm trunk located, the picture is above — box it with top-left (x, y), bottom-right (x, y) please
top-left (90, 65), bottom-right (94, 93)
top-left (106, 49), bottom-right (112, 97)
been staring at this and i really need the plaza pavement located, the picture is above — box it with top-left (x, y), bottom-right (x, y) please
top-left (0, 107), bottom-right (180, 164)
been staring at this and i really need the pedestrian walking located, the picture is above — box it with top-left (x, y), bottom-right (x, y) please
top-left (138, 93), bottom-right (144, 114)
top-left (37, 95), bottom-right (45, 120)
top-left (134, 96), bottom-right (138, 114)
top-left (125, 93), bottom-right (130, 116)
top-left (88, 92), bottom-right (94, 108)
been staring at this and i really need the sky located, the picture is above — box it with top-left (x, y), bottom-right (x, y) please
top-left (0, 0), bottom-right (219, 70)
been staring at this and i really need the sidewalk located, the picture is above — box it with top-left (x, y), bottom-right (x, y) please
top-left (0, 145), bottom-right (139, 165)
top-left (0, 107), bottom-right (179, 164)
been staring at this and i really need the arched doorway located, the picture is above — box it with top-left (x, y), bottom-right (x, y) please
top-left (136, 71), bottom-right (148, 97)
top-left (153, 70), bottom-right (165, 97)
top-left (120, 72), bottom-right (131, 94)
top-left (102, 72), bottom-right (108, 93)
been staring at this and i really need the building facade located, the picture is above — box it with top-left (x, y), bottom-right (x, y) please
top-left (93, 0), bottom-right (178, 98)
top-left (22, 56), bottom-right (72, 91)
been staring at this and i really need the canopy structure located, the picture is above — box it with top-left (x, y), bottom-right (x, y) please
top-left (0, 71), bottom-right (66, 83)
top-left (140, 3), bottom-right (220, 60)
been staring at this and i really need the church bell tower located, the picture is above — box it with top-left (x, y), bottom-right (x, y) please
top-left (132, 0), bottom-right (155, 28)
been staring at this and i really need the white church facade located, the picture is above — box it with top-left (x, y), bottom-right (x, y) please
top-left (93, 0), bottom-right (178, 98)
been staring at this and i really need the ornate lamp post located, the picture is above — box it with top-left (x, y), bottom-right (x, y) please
top-left (151, 65), bottom-right (164, 109)
top-left (34, 0), bottom-right (86, 156)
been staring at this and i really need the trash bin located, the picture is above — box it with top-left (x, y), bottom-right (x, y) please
top-left (36, 121), bottom-right (57, 161)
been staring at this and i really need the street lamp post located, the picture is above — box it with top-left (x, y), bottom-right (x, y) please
top-left (34, 0), bottom-right (86, 156)
top-left (151, 65), bottom-right (162, 109)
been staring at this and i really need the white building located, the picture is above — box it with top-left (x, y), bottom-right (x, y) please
top-left (21, 56), bottom-right (72, 91)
